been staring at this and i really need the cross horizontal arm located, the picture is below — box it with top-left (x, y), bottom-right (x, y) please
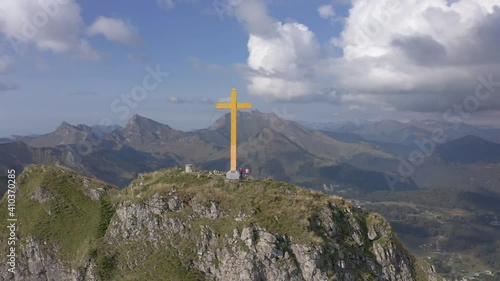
top-left (216, 103), bottom-right (231, 109)
top-left (237, 103), bottom-right (252, 109)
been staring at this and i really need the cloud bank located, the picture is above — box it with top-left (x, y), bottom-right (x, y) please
top-left (228, 0), bottom-right (500, 113)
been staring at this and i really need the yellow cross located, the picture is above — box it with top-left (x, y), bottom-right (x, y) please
top-left (216, 88), bottom-right (252, 173)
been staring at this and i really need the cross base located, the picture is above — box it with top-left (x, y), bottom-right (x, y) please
top-left (226, 170), bottom-right (240, 180)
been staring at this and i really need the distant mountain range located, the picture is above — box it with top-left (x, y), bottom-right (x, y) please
top-left (305, 119), bottom-right (500, 145)
top-left (435, 135), bottom-right (500, 164)
top-left (0, 134), bottom-right (41, 144)
top-left (1, 111), bottom-right (499, 196)
top-left (2, 113), bottom-right (500, 279)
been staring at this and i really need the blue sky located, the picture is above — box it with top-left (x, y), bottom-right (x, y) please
top-left (1, 0), bottom-right (500, 136)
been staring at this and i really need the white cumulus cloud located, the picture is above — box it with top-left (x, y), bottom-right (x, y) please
top-left (318, 5), bottom-right (335, 19)
top-left (87, 17), bottom-right (142, 46)
top-left (226, 0), bottom-right (324, 101)
top-left (0, 0), bottom-right (97, 58)
top-left (335, 0), bottom-right (500, 111)
top-left (245, 22), bottom-right (323, 101)
top-left (228, 0), bottom-right (500, 113)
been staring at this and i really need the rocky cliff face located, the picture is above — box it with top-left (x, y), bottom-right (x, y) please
top-left (0, 165), bottom-right (439, 281)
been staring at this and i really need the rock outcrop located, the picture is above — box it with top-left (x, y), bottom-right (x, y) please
top-left (0, 165), bottom-right (438, 281)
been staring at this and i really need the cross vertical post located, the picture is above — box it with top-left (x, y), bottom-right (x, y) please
top-left (216, 88), bottom-right (252, 179)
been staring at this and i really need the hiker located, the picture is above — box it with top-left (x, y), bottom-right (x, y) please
top-left (239, 168), bottom-right (243, 179)
top-left (245, 167), bottom-right (250, 178)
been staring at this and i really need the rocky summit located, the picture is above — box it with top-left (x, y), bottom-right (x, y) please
top-left (0, 165), bottom-right (438, 281)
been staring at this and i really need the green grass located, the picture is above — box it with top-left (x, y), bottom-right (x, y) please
top-left (0, 165), bottom-right (117, 267)
top-left (128, 248), bottom-right (205, 281)
top-left (0, 164), bottom-right (432, 280)
top-left (96, 253), bottom-right (117, 280)
top-left (124, 169), bottom-right (349, 244)
top-left (97, 198), bottom-right (115, 238)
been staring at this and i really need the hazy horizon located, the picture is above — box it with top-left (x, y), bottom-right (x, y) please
top-left (3, 109), bottom-right (500, 139)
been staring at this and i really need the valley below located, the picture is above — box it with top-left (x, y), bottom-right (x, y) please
top-left (343, 188), bottom-right (500, 281)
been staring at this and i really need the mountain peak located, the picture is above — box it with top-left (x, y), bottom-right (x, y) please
top-left (125, 114), bottom-right (166, 129)
top-left (130, 113), bottom-right (142, 121)
top-left (55, 122), bottom-right (92, 133)
top-left (2, 164), bottom-right (436, 281)
top-left (444, 134), bottom-right (493, 146)
top-left (128, 114), bottom-right (156, 123)
top-left (58, 121), bottom-right (73, 129)
top-left (54, 121), bottom-right (78, 133)
top-left (121, 114), bottom-right (178, 144)
top-left (437, 134), bottom-right (500, 163)
top-left (209, 110), bottom-right (290, 127)
top-left (129, 114), bottom-right (145, 123)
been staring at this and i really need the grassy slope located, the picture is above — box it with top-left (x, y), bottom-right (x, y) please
top-left (122, 167), bottom-right (349, 245)
top-left (0, 165), bottom-right (118, 268)
top-left (0, 164), bottom-right (430, 280)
